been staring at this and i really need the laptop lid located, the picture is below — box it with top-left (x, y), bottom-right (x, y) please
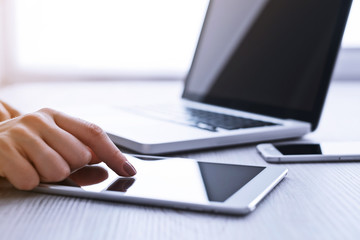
top-left (183, 0), bottom-right (352, 131)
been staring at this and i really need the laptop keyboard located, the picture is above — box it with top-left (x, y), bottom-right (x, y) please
top-left (184, 108), bottom-right (276, 131)
top-left (125, 105), bottom-right (277, 132)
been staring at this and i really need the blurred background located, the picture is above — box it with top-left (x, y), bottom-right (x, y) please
top-left (0, 0), bottom-right (359, 86)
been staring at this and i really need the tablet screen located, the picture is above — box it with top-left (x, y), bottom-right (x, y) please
top-left (55, 155), bottom-right (264, 203)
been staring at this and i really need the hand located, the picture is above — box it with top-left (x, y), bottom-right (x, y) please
top-left (0, 100), bottom-right (21, 122)
top-left (0, 108), bottom-right (136, 190)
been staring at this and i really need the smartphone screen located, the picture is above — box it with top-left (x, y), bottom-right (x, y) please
top-left (274, 142), bottom-right (360, 156)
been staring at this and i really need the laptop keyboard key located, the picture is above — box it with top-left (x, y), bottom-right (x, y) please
top-left (122, 105), bottom-right (278, 132)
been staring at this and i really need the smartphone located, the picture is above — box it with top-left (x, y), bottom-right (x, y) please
top-left (257, 142), bottom-right (360, 163)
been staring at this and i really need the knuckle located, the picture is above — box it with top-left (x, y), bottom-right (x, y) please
top-left (9, 125), bottom-right (33, 140)
top-left (38, 108), bottom-right (56, 115)
top-left (110, 149), bottom-right (123, 161)
top-left (21, 112), bottom-right (49, 126)
top-left (86, 122), bottom-right (105, 138)
top-left (69, 150), bottom-right (92, 170)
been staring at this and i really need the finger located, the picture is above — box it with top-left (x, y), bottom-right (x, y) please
top-left (0, 103), bottom-right (11, 122)
top-left (50, 110), bottom-right (136, 176)
top-left (88, 148), bottom-right (101, 165)
top-left (0, 145), bottom-right (40, 190)
top-left (39, 123), bottom-right (94, 170)
top-left (0, 101), bottom-right (21, 118)
top-left (16, 132), bottom-right (71, 183)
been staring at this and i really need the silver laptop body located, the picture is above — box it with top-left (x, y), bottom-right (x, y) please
top-left (75, 0), bottom-right (351, 154)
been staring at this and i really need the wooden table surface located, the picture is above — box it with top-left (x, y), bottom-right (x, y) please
top-left (1, 79), bottom-right (360, 240)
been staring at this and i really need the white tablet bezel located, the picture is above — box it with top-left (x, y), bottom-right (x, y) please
top-left (33, 155), bottom-right (287, 215)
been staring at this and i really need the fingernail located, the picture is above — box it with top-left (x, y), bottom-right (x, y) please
top-left (123, 161), bottom-right (137, 176)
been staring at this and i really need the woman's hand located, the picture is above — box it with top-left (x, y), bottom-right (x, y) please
top-left (0, 100), bottom-right (21, 122)
top-left (0, 108), bottom-right (136, 190)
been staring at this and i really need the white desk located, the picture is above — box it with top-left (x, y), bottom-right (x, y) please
top-left (1, 80), bottom-right (360, 240)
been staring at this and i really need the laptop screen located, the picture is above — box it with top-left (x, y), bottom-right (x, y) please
top-left (183, 0), bottom-right (352, 130)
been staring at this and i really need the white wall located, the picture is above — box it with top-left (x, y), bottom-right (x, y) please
top-left (6, 0), bottom-right (208, 83)
top-left (1, 0), bottom-right (359, 84)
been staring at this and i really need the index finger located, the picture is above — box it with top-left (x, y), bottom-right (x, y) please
top-left (47, 109), bottom-right (137, 177)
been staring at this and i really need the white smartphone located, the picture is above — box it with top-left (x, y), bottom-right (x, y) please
top-left (257, 141), bottom-right (360, 163)
top-left (33, 154), bottom-right (287, 215)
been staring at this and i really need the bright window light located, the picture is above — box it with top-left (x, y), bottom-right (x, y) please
top-left (8, 0), bottom-right (360, 80)
top-left (342, 0), bottom-right (360, 48)
top-left (13, 0), bottom-right (208, 77)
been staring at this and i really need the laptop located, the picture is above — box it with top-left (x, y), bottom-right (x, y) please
top-left (72, 0), bottom-right (352, 154)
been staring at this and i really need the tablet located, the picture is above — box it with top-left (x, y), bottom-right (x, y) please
top-left (34, 154), bottom-right (287, 215)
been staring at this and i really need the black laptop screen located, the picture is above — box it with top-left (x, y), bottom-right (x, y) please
top-left (183, 0), bottom-right (352, 130)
